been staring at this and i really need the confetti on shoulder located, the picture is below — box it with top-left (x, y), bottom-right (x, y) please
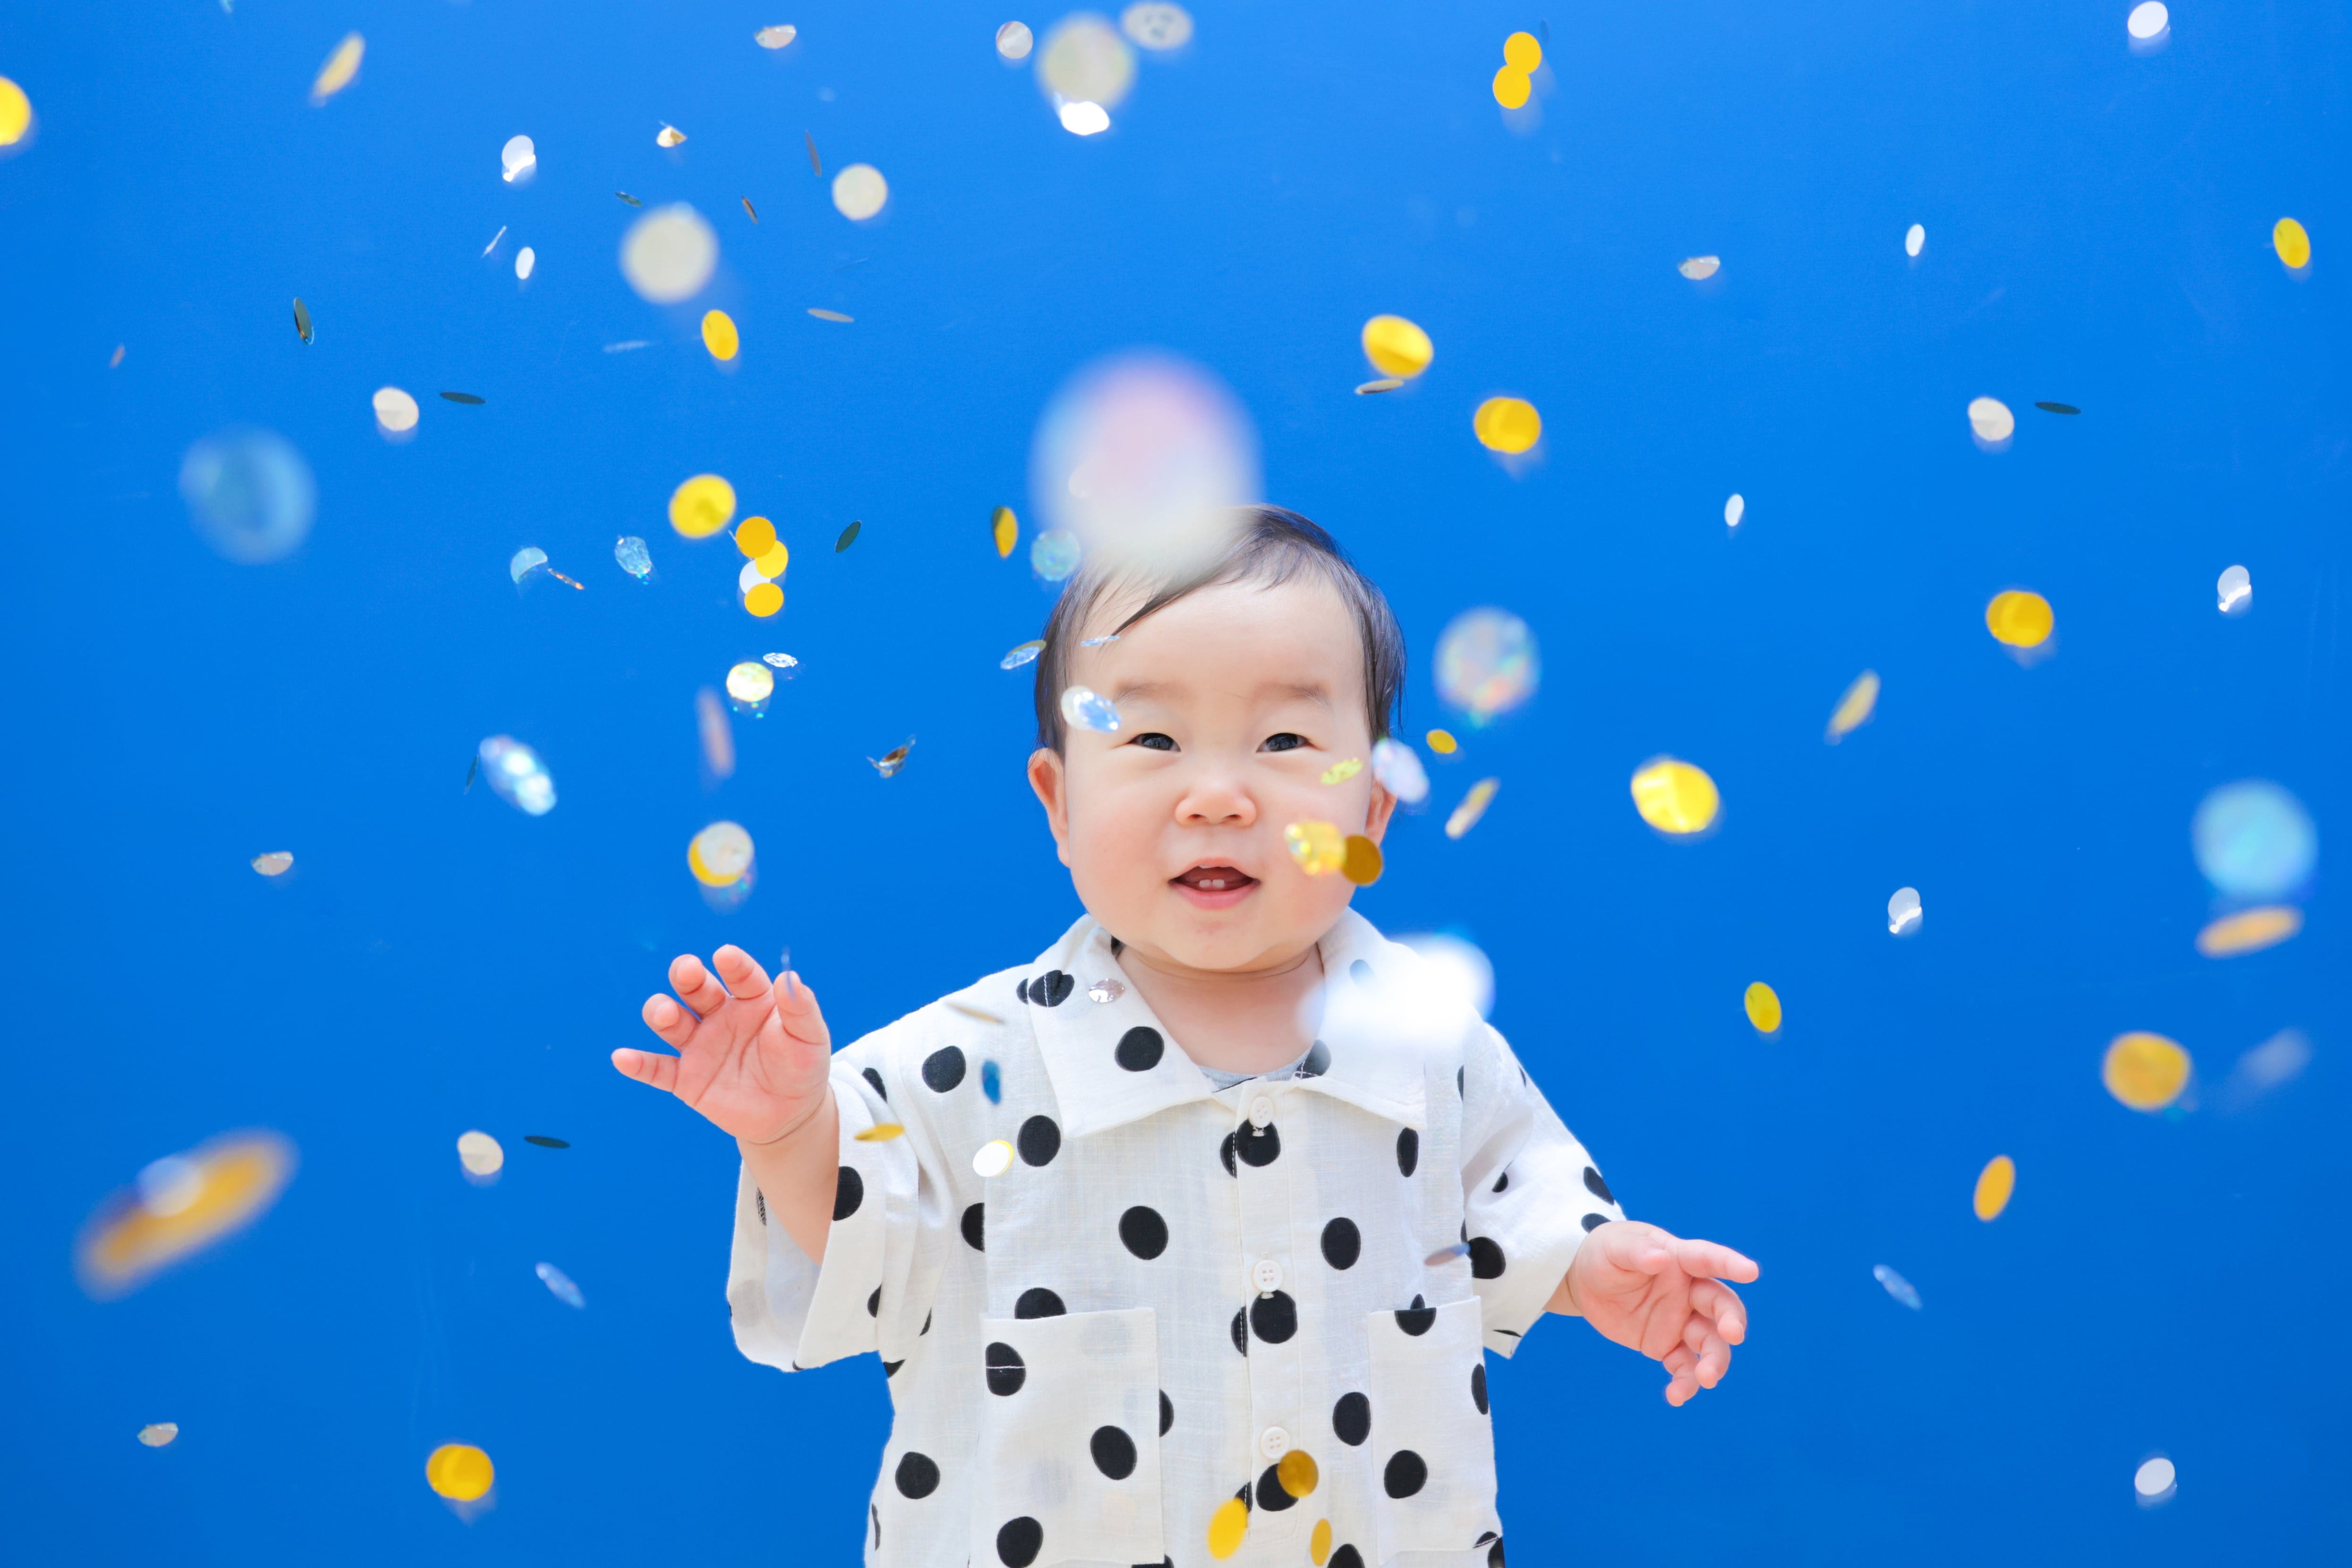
top-left (855, 1123), bottom-right (907, 1142)
top-left (523, 1135), bottom-right (570, 1148)
top-left (1355, 378), bottom-right (1404, 395)
top-left (616, 191), bottom-right (643, 207)
top-left (440, 391), bottom-right (485, 405)
top-left (808, 308), bottom-right (854, 322)
top-left (948, 1000), bottom-right (1005, 1024)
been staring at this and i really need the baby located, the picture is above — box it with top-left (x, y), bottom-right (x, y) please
top-left (615, 508), bottom-right (1757, 1568)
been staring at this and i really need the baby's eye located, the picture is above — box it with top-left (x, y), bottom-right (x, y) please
top-left (1131, 732), bottom-right (1178, 752)
top-left (1260, 733), bottom-right (1308, 753)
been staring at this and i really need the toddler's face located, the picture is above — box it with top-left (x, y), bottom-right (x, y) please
top-left (1028, 575), bottom-right (1396, 975)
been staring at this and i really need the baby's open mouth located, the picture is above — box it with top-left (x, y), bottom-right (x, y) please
top-left (1173, 864), bottom-right (1257, 894)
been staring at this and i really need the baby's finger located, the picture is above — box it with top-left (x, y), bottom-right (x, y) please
top-left (712, 944), bottom-right (772, 1001)
top-left (669, 953), bottom-right (731, 1019)
top-left (642, 993), bottom-right (698, 1048)
top-left (774, 972), bottom-right (833, 1050)
top-left (1689, 1278), bottom-right (1749, 1344)
top-left (1671, 1237), bottom-right (1760, 1283)
top-left (1692, 1324), bottom-right (1733, 1388)
top-left (611, 1046), bottom-right (680, 1094)
top-left (1662, 1351), bottom-right (1700, 1406)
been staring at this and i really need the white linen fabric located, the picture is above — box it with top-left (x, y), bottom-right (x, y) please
top-left (726, 911), bottom-right (1624, 1568)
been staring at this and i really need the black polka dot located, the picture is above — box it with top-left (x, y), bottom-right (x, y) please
top-left (1472, 1362), bottom-right (1489, 1413)
top-left (922, 1046), bottom-right (966, 1093)
top-left (1017, 1115), bottom-right (1062, 1167)
top-left (863, 1067), bottom-right (888, 1101)
top-left (883, 1359), bottom-right (903, 1378)
top-left (1254, 1464), bottom-right (1297, 1511)
top-left (962, 1202), bottom-right (985, 1251)
top-left (1476, 1533), bottom-right (1497, 1546)
top-left (895, 1451), bottom-right (940, 1499)
top-left (997, 1516), bottom-right (1043, 1568)
top-left (1583, 1166), bottom-right (1616, 1205)
top-left (1299, 1040), bottom-right (1331, 1077)
top-left (1493, 1170), bottom-right (1510, 1193)
top-left (1395, 1294), bottom-right (1435, 1335)
top-left (1014, 1287), bottom-right (1065, 1319)
top-left (1090, 1425), bottom-right (1138, 1480)
top-left (1383, 1450), bottom-right (1428, 1498)
top-left (1396, 1128), bottom-right (1419, 1176)
top-left (834, 1166), bottom-right (863, 1221)
top-left (985, 1341), bottom-right (1026, 1395)
top-left (1159, 1389), bottom-right (1173, 1435)
top-left (866, 1285), bottom-right (880, 1317)
top-left (1320, 1217), bottom-right (1362, 1270)
top-left (1489, 1538), bottom-right (1506, 1568)
top-left (1237, 1123), bottom-right (1281, 1167)
top-left (1115, 1027), bottom-right (1164, 1071)
top-left (1250, 1290), bottom-right (1298, 1343)
top-left (1230, 1306), bottom-right (1248, 1355)
top-left (1581, 1212), bottom-right (1609, 1232)
top-left (1016, 977), bottom-right (1029, 1004)
top-left (1219, 1131), bottom-right (1237, 1177)
top-left (1333, 1391), bottom-right (1370, 1445)
top-left (1349, 958), bottom-right (1373, 986)
top-left (1119, 1206), bottom-right (1169, 1259)
top-left (1469, 1237), bottom-right (1506, 1279)
top-left (1030, 970), bottom-right (1074, 1007)
top-left (1331, 1548), bottom-right (1364, 1568)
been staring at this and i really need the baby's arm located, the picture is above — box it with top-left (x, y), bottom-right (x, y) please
top-left (614, 945), bottom-right (841, 1264)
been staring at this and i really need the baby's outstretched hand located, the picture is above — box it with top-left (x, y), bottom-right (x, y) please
top-left (1553, 1221), bottom-right (1758, 1407)
top-left (613, 946), bottom-right (833, 1147)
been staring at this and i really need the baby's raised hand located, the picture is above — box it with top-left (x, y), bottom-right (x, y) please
top-left (613, 946), bottom-right (833, 1147)
top-left (1554, 1221), bottom-right (1759, 1407)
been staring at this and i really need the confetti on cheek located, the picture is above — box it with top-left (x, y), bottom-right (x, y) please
top-left (1285, 821), bottom-right (1346, 874)
top-left (1340, 835), bottom-right (1383, 885)
top-left (1321, 758), bottom-right (1362, 785)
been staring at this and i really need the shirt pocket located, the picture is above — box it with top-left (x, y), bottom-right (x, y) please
top-left (973, 1306), bottom-right (1166, 1568)
top-left (1363, 1297), bottom-right (1503, 1560)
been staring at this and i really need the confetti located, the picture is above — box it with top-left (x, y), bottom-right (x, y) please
top-left (1984, 589), bottom-right (2053, 649)
top-left (0, 76), bottom-right (30, 147)
top-left (1276, 1447), bottom-right (1319, 1499)
top-left (1972, 1155), bottom-right (2014, 1221)
top-left (615, 190), bottom-right (643, 207)
top-left (736, 515), bottom-right (778, 558)
top-left (697, 688), bottom-right (735, 777)
top-left (981, 1058), bottom-right (1004, 1099)
top-left (457, 1130), bottom-right (503, 1180)
top-left (1873, 1265), bottom-right (1922, 1309)
top-left (2192, 780), bottom-right (2315, 899)
top-left (1425, 729), bottom-right (1457, 755)
top-left (477, 735), bottom-right (556, 815)
top-left (500, 135), bottom-right (535, 182)
top-left (1370, 738), bottom-right (1429, 803)
top-left (1887, 885), bottom-right (1922, 935)
top-left (1423, 1242), bottom-right (1471, 1265)
top-left (533, 1262), bottom-right (586, 1308)
top-left (465, 754), bottom-right (478, 792)
top-left (1360, 315), bottom-right (1433, 379)
top-left (1724, 493), bottom-right (1744, 528)
top-left (2274, 217), bottom-right (2311, 270)
top-left (804, 131), bottom-right (821, 175)
top-left (742, 195), bottom-right (758, 222)
top-left (1435, 607), bottom-right (1539, 720)
top-left (2217, 564), bottom-right (2251, 615)
top-left (870, 738), bottom-right (915, 778)
top-left (1355, 378), bottom-right (1404, 395)
top-left (425, 1444), bottom-right (494, 1503)
top-left (2103, 1031), bottom-right (2191, 1112)
top-left (309, 33), bottom-right (365, 105)
top-left (835, 520), bottom-right (863, 552)
top-left (1743, 982), bottom-right (1781, 1034)
top-left (1057, 96), bottom-right (1110, 134)
top-left (605, 340), bottom-right (648, 353)
top-left (1472, 396), bottom-right (1540, 454)
top-left (1001, 640), bottom-right (1045, 669)
top-left (949, 1000), bottom-right (1006, 1024)
top-left (1207, 1494), bottom-right (1248, 1560)
top-left (2127, 1), bottom-right (2169, 40)
top-left (762, 653), bottom-right (799, 674)
top-left (1967, 396), bottom-right (2015, 444)
top-left (1492, 67), bottom-right (1531, 110)
top-left (1340, 835), bottom-right (1383, 886)
top-left (621, 204), bottom-right (718, 303)
top-left (74, 1131), bottom-right (297, 1299)
top-left (993, 506), bottom-right (1019, 557)
top-left (550, 571), bottom-right (587, 593)
top-left (291, 297), bottom-right (313, 345)
top-left (726, 662), bottom-right (776, 708)
top-left (508, 546), bottom-right (548, 583)
top-left (2134, 1456), bottom-right (2176, 1506)
top-left (372, 386), bottom-right (419, 434)
top-left (181, 428), bottom-right (315, 564)
top-left (516, 245), bottom-right (535, 283)
top-left (1678, 256), bottom-right (1720, 280)
top-left (1504, 30), bottom-right (1542, 69)
top-left (1444, 778), bottom-right (1500, 840)
top-left (1031, 529), bottom-right (1082, 580)
top-left (1321, 758), bottom-right (1362, 785)
top-left (1061, 685), bottom-right (1121, 733)
top-left (109, 344), bottom-right (125, 368)
top-left (998, 21), bottom-right (1034, 59)
top-left (756, 25), bottom-right (797, 49)
top-left (1825, 670), bottom-right (1880, 742)
top-left (1285, 820), bottom-right (1346, 875)
top-left (523, 1136), bottom-right (569, 1148)
top-left (615, 536), bottom-right (652, 579)
top-left (250, 851), bottom-right (293, 877)
top-left (855, 1123), bottom-right (907, 1142)
top-left (689, 822), bottom-right (754, 887)
top-left (656, 122), bottom-right (687, 148)
top-left (808, 307), bottom-right (854, 322)
top-left (440, 391), bottom-right (485, 405)
top-left (1905, 223), bottom-right (1925, 257)
top-left (702, 309), bottom-right (740, 361)
top-left (2196, 905), bottom-right (2302, 957)
top-left (1079, 629), bottom-right (1117, 646)
top-left (1122, 2), bottom-right (1193, 49)
top-left (669, 473), bottom-right (736, 539)
top-left (973, 1139), bottom-right (1015, 1178)
top-left (1040, 14), bottom-right (1135, 108)
top-left (1311, 1521), bottom-right (1332, 1566)
top-left (832, 164), bottom-right (888, 220)
top-left (1629, 758), bottom-right (1718, 836)
top-left (744, 582), bottom-right (783, 617)
top-left (1087, 977), bottom-right (1124, 1003)
top-left (137, 1424), bottom-right (178, 1448)
top-left (2035, 401), bottom-right (2080, 415)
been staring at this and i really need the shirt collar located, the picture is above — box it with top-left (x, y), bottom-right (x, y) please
top-left (1023, 910), bottom-right (1430, 1139)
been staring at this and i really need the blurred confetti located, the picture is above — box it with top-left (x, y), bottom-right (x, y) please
top-left (870, 738), bottom-right (915, 777)
top-left (249, 851), bottom-right (293, 878)
top-left (702, 309), bottom-right (740, 361)
top-left (1629, 758), bottom-right (1718, 836)
top-left (670, 473), bottom-right (736, 539)
top-left (372, 386), bottom-right (419, 435)
top-left (809, 307), bottom-right (854, 322)
top-left (763, 653), bottom-right (798, 674)
top-left (1355, 378), bottom-right (1404, 395)
top-left (1905, 223), bottom-right (1925, 257)
top-left (615, 535), bottom-right (652, 579)
top-left (2219, 1028), bottom-right (2311, 1111)
top-left (74, 1131), bottom-right (296, 1299)
top-left (697, 689), bottom-right (736, 779)
top-left (1887, 885), bottom-right (1922, 936)
top-left (2128, 2), bottom-right (2170, 41)
top-left (2217, 564), bottom-right (2251, 615)
top-left (425, 1443), bottom-right (494, 1503)
top-left (482, 226), bottom-right (508, 256)
top-left (477, 735), bottom-right (555, 815)
top-left (1985, 590), bottom-right (2053, 649)
top-left (1340, 835), bottom-right (1383, 885)
top-left (756, 24), bottom-right (797, 49)
top-left (1061, 685), bottom-right (1121, 733)
top-left (2192, 780), bottom-right (2316, 899)
top-left (617, 191), bottom-right (643, 206)
top-left (998, 21), bottom-right (1034, 59)
top-left (1039, 14), bottom-right (1135, 112)
top-left (1001, 639), bottom-right (1045, 669)
top-left (440, 391), bottom-right (485, 405)
top-left (1360, 315), bottom-right (1433, 379)
top-left (1967, 396), bottom-right (2014, 446)
top-left (657, 122), bottom-right (687, 147)
top-left (457, 1130), bottom-right (503, 1182)
top-left (1825, 670), bottom-right (1879, 742)
top-left (508, 547), bottom-right (548, 584)
top-left (137, 1423), bottom-right (178, 1447)
top-left (742, 195), bottom-right (758, 222)
top-left (515, 246), bottom-right (536, 280)
top-left (1743, 982), bottom-right (1781, 1034)
top-left (1208, 1495), bottom-right (1248, 1559)
top-left (1972, 1155), bottom-right (2014, 1221)
top-left (2036, 401), bottom-right (2080, 415)
top-left (1445, 777), bottom-right (1500, 840)
top-left (1873, 1265), bottom-right (1922, 1309)
top-left (1434, 608), bottom-right (1539, 721)
top-left (993, 506), bottom-right (1019, 557)
top-left (292, 297), bottom-right (313, 344)
top-left (833, 164), bottom-right (888, 220)
top-left (726, 661), bottom-right (776, 709)
top-left (2196, 905), bottom-right (2302, 958)
top-left (1122, 3), bottom-right (1193, 49)
top-left (1032, 529), bottom-right (1082, 580)
top-left (855, 1123), bottom-right (908, 1142)
top-left (2103, 1031), bottom-right (2191, 1112)
top-left (1370, 737), bottom-right (1429, 803)
top-left (535, 1261), bottom-right (585, 1308)
top-left (523, 1136), bottom-right (569, 1149)
top-left (309, 33), bottom-right (364, 106)
top-left (1032, 353), bottom-right (1258, 573)
top-left (500, 135), bottom-right (535, 182)
top-left (1285, 820), bottom-right (1346, 875)
top-left (0, 76), bottom-right (31, 148)
top-left (181, 429), bottom-right (314, 563)
top-left (1724, 493), bottom-right (1744, 528)
top-left (689, 821), bottom-right (755, 889)
top-left (2274, 217), bottom-right (2311, 270)
top-left (1472, 396), bottom-right (1540, 454)
top-left (1678, 256), bottom-right (1719, 280)
top-left (621, 205), bottom-right (718, 303)
top-left (1425, 729), bottom-right (1458, 755)
top-left (2134, 1455), bottom-right (2176, 1507)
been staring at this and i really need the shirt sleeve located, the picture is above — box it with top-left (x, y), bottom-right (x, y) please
top-left (724, 1031), bottom-right (953, 1373)
top-left (1457, 1022), bottom-right (1625, 1357)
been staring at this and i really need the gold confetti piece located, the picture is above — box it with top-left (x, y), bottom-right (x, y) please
top-left (669, 473), bottom-right (736, 539)
top-left (855, 1123), bottom-right (907, 1142)
top-left (1472, 396), bottom-right (1540, 454)
top-left (2196, 904), bottom-right (2302, 958)
top-left (1985, 590), bottom-right (2053, 649)
top-left (2103, 1032), bottom-right (2191, 1112)
top-left (1504, 29), bottom-right (1542, 69)
top-left (973, 1138), bottom-right (1015, 1178)
top-left (1492, 67), bottom-right (1531, 109)
top-left (742, 195), bottom-right (759, 223)
top-left (1285, 820), bottom-right (1346, 875)
top-left (457, 1130), bottom-right (503, 1178)
top-left (1321, 758), bottom-right (1362, 785)
top-left (1967, 396), bottom-right (2015, 444)
top-left (753, 542), bottom-right (790, 578)
top-left (832, 163), bottom-right (888, 220)
top-left (425, 1443), bottom-right (494, 1502)
top-left (1425, 728), bottom-right (1457, 754)
top-left (1678, 255), bottom-right (1720, 280)
top-left (807, 307), bottom-right (854, 322)
top-left (1361, 314), bottom-right (1433, 379)
top-left (1311, 1519), bottom-right (1332, 1566)
top-left (0, 76), bottom-right (30, 147)
top-left (993, 506), bottom-right (1018, 558)
top-left (1743, 982), bottom-right (1781, 1033)
top-left (947, 1001), bottom-right (1005, 1024)
top-left (804, 130), bottom-right (821, 176)
top-left (1630, 757), bottom-right (1718, 835)
top-left (756, 24), bottom-right (797, 49)
top-left (137, 1423), bottom-right (178, 1448)
top-left (292, 297), bottom-right (313, 344)
top-left (1445, 777), bottom-right (1499, 839)
top-left (250, 851), bottom-right (293, 877)
top-left (836, 520), bottom-right (862, 551)
top-left (736, 516), bottom-right (778, 559)
top-left (1355, 378), bottom-right (1404, 395)
top-left (1825, 670), bottom-right (1879, 742)
top-left (547, 570), bottom-right (584, 590)
top-left (109, 344), bottom-right (124, 368)
top-left (1341, 835), bottom-right (1383, 886)
top-left (656, 122), bottom-right (687, 148)
top-left (1973, 1155), bottom-right (2014, 1221)
top-left (744, 582), bottom-right (784, 617)
top-left (76, 1131), bottom-right (297, 1299)
top-left (1206, 1495), bottom-right (1248, 1560)
top-left (689, 822), bottom-right (754, 887)
top-left (1277, 1448), bottom-right (1320, 1498)
top-left (870, 736), bottom-right (914, 777)
top-left (309, 33), bottom-right (364, 106)
top-left (616, 190), bottom-right (643, 206)
top-left (702, 309), bottom-right (740, 361)
top-left (2274, 217), bottom-right (2311, 270)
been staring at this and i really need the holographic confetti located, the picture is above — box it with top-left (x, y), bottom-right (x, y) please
top-left (1905, 223), bottom-right (1925, 257)
top-left (1444, 778), bottom-right (1499, 840)
top-left (536, 1261), bottom-right (585, 1308)
top-left (477, 736), bottom-right (555, 815)
top-left (1887, 885), bottom-right (1922, 936)
top-left (1122, 2), bottom-right (1193, 49)
top-left (2192, 780), bottom-right (2316, 900)
top-left (1370, 737), bottom-right (1428, 803)
top-left (1000, 640), bottom-right (1045, 670)
top-left (2134, 1456), bottom-right (2177, 1506)
top-left (1425, 729), bottom-right (1458, 755)
top-left (1355, 378), bottom-right (1404, 395)
top-left (508, 547), bottom-right (548, 584)
top-left (689, 822), bottom-right (754, 887)
top-left (440, 391), bottom-right (485, 405)
top-left (1087, 977), bottom-right (1125, 1003)
top-left (1435, 608), bottom-right (1539, 719)
top-left (1321, 758), bottom-right (1363, 785)
top-left (1031, 530), bottom-right (1082, 580)
top-left (726, 662), bottom-right (775, 706)
top-left (1061, 686), bottom-right (1120, 733)
top-left (500, 135), bottom-right (535, 182)
top-left (372, 386), bottom-right (419, 434)
top-left (181, 428), bottom-right (315, 564)
top-left (523, 1136), bottom-right (569, 1148)
top-left (997, 21), bottom-right (1034, 59)
top-left (2217, 565), bottom-right (2251, 615)
top-left (869, 738), bottom-right (915, 777)
top-left (615, 536), bottom-right (652, 579)
top-left (1285, 820), bottom-right (1346, 874)
top-left (762, 652), bottom-right (799, 673)
top-left (1873, 1265), bottom-right (1921, 1309)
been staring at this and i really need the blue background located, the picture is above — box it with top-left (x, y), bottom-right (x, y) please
top-left (0, 0), bottom-right (2343, 1561)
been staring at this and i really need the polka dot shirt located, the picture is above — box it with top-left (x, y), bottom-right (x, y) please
top-left (727, 913), bottom-right (1623, 1568)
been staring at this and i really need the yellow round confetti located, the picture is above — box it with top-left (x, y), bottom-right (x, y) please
top-left (1206, 1495), bottom-right (1249, 1560)
top-left (736, 516), bottom-right (777, 559)
top-left (993, 506), bottom-right (1018, 558)
top-left (1361, 314), bottom-right (1434, 379)
top-left (1285, 820), bottom-right (1346, 876)
top-left (2196, 904), bottom-right (2302, 957)
top-left (2274, 217), bottom-right (2311, 270)
top-left (1425, 729), bottom-right (1458, 754)
top-left (1491, 67), bottom-right (1531, 110)
top-left (669, 474), bottom-right (736, 539)
top-left (725, 661), bottom-right (775, 704)
top-left (1277, 1447), bottom-right (1320, 1498)
top-left (1630, 758), bottom-right (1720, 835)
top-left (1973, 1155), bottom-right (2015, 1222)
top-left (1743, 982), bottom-right (1781, 1034)
top-left (1473, 396), bottom-right (1540, 454)
top-left (0, 77), bottom-right (32, 147)
top-left (753, 542), bottom-right (791, 578)
top-left (1341, 835), bottom-right (1383, 887)
top-left (1310, 1519), bottom-right (1333, 1566)
top-left (2102, 1032), bottom-right (2191, 1112)
top-left (426, 1443), bottom-right (494, 1502)
top-left (744, 582), bottom-right (784, 618)
top-left (1985, 590), bottom-right (2053, 649)
top-left (702, 309), bottom-right (740, 361)
top-left (1504, 31), bottom-right (1542, 70)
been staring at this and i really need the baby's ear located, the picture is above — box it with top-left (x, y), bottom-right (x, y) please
top-left (1026, 747), bottom-right (1073, 860)
top-left (1362, 778), bottom-right (1399, 843)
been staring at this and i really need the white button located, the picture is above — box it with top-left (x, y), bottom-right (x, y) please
top-left (1249, 1096), bottom-right (1274, 1128)
top-left (1260, 1426), bottom-right (1290, 1460)
top-left (1251, 1258), bottom-right (1284, 1294)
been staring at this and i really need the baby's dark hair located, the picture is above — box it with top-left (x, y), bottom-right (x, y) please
top-left (1032, 506), bottom-right (1405, 751)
